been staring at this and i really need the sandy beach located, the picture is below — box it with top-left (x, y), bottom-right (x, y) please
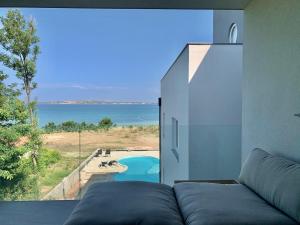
top-left (42, 126), bottom-right (159, 157)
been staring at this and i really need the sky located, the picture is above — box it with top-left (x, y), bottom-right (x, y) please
top-left (0, 9), bottom-right (212, 102)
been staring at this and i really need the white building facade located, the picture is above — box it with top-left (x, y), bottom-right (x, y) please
top-left (161, 10), bottom-right (243, 185)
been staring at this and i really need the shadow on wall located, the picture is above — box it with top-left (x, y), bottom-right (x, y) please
top-left (188, 44), bottom-right (242, 180)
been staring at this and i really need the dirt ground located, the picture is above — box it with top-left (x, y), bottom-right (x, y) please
top-left (42, 126), bottom-right (159, 158)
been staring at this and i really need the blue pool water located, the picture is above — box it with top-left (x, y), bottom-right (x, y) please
top-left (114, 156), bottom-right (160, 183)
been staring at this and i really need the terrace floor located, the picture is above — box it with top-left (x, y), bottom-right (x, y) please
top-left (0, 200), bottom-right (79, 225)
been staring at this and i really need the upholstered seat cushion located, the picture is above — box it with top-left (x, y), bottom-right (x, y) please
top-left (64, 181), bottom-right (184, 225)
top-left (174, 183), bottom-right (297, 225)
top-left (239, 148), bottom-right (300, 223)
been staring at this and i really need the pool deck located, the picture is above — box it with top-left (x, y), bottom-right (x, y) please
top-left (80, 150), bottom-right (159, 189)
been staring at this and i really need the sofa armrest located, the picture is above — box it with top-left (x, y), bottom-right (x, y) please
top-left (174, 179), bottom-right (238, 184)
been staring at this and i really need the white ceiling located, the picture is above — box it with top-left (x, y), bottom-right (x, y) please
top-left (0, 0), bottom-right (251, 9)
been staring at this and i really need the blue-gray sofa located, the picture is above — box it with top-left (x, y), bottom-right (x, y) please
top-left (1, 148), bottom-right (299, 225)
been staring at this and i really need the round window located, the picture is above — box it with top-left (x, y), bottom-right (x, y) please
top-left (229, 23), bottom-right (238, 43)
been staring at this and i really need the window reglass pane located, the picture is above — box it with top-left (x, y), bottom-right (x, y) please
top-left (0, 8), bottom-right (212, 200)
top-left (229, 23), bottom-right (238, 43)
top-left (172, 117), bottom-right (179, 149)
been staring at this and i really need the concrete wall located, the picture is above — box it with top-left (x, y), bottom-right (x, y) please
top-left (43, 150), bottom-right (98, 200)
top-left (188, 44), bottom-right (242, 179)
top-left (161, 48), bottom-right (189, 185)
top-left (242, 0), bottom-right (300, 162)
top-left (213, 10), bottom-right (244, 44)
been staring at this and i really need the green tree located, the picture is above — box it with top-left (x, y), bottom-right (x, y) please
top-left (0, 9), bottom-right (42, 173)
top-left (0, 9), bottom-right (40, 124)
top-left (98, 117), bottom-right (113, 130)
top-left (43, 122), bottom-right (57, 133)
top-left (61, 120), bottom-right (79, 132)
top-left (0, 72), bottom-right (37, 200)
top-left (0, 10), bottom-right (42, 199)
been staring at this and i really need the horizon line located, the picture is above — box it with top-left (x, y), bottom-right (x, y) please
top-left (38, 100), bottom-right (158, 104)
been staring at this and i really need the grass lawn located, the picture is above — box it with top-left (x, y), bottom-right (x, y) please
top-left (39, 156), bottom-right (85, 196)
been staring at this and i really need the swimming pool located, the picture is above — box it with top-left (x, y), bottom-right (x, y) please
top-left (114, 156), bottom-right (160, 183)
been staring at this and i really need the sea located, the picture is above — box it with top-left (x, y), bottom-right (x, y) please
top-left (37, 103), bottom-right (159, 127)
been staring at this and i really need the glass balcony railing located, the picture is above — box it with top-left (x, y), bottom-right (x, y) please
top-left (41, 125), bottom-right (160, 201)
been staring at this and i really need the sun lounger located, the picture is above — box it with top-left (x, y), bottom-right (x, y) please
top-left (95, 149), bottom-right (103, 157)
top-left (104, 149), bottom-right (111, 157)
top-left (98, 161), bottom-right (108, 167)
top-left (108, 160), bottom-right (117, 166)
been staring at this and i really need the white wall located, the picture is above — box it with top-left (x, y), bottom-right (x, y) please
top-left (213, 10), bottom-right (244, 44)
top-left (188, 44), bottom-right (242, 179)
top-left (161, 44), bottom-right (243, 183)
top-left (161, 48), bottom-right (190, 185)
top-left (243, 0), bottom-right (300, 162)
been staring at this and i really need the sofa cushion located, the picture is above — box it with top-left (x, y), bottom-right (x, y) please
top-left (174, 183), bottom-right (298, 225)
top-left (64, 181), bottom-right (184, 225)
top-left (239, 148), bottom-right (300, 223)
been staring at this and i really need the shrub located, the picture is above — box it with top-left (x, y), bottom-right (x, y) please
top-left (98, 117), bottom-right (113, 129)
top-left (60, 121), bottom-right (79, 132)
top-left (38, 148), bottom-right (61, 170)
top-left (44, 122), bottom-right (57, 133)
top-left (42, 118), bottom-right (115, 133)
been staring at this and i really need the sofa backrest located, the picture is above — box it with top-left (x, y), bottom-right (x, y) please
top-left (239, 148), bottom-right (300, 223)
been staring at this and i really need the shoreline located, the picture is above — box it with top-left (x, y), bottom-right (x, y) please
top-left (40, 123), bottom-right (159, 130)
top-left (37, 102), bottom-right (157, 105)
